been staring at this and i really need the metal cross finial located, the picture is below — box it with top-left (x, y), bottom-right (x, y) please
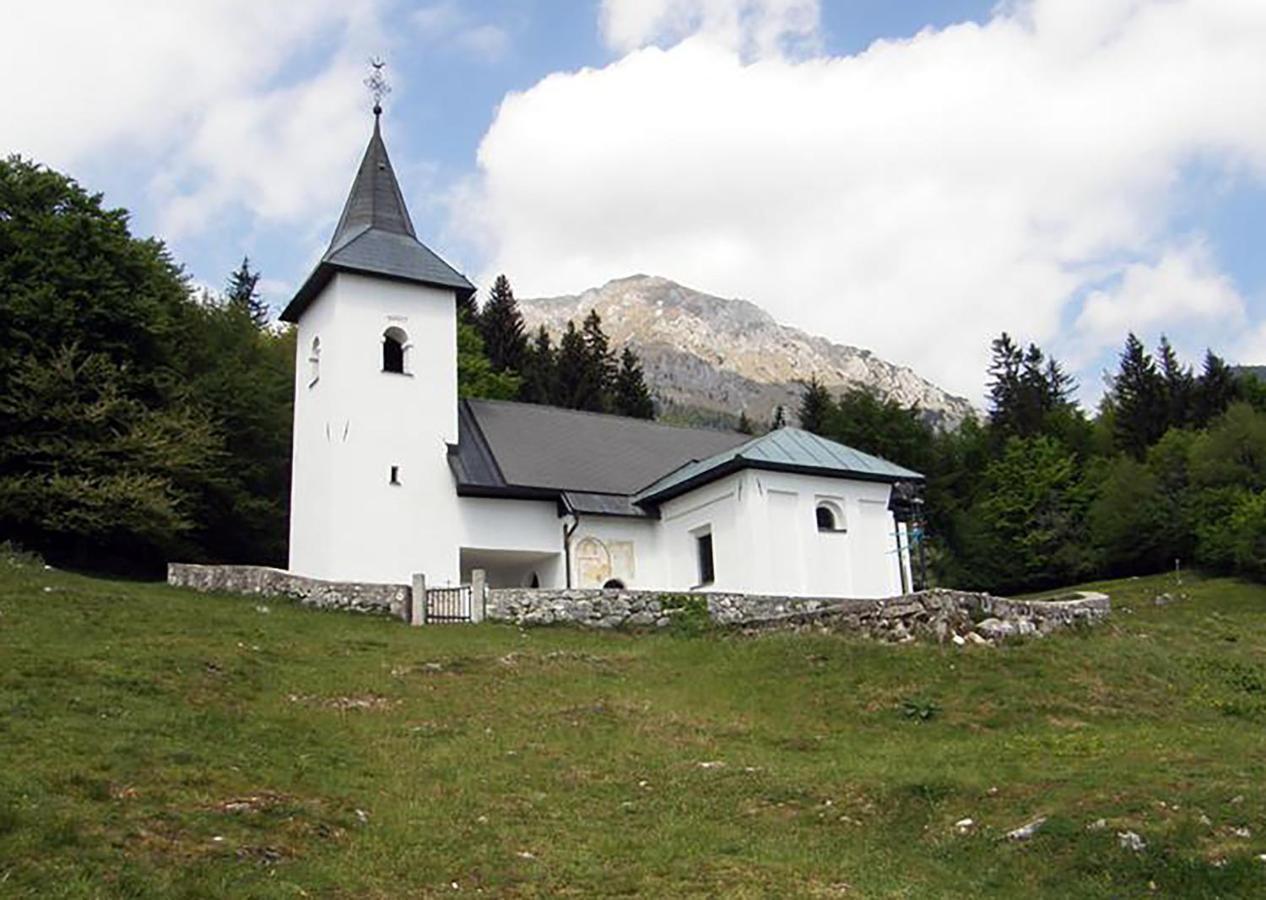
top-left (365, 57), bottom-right (391, 116)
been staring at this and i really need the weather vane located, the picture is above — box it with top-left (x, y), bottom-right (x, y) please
top-left (365, 57), bottom-right (391, 116)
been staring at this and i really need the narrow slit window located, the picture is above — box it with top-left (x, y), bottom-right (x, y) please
top-left (696, 532), bottom-right (715, 586)
top-left (389, 465), bottom-right (401, 485)
top-left (308, 337), bottom-right (321, 385)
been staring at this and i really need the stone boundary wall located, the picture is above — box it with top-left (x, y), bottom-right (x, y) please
top-left (487, 586), bottom-right (1109, 642)
top-left (167, 564), bottom-right (409, 618)
top-left (168, 563), bottom-right (1109, 644)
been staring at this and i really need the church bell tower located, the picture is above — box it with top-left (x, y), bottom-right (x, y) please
top-left (280, 88), bottom-right (475, 585)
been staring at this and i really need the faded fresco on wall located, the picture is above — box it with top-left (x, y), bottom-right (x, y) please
top-left (574, 536), bottom-right (636, 588)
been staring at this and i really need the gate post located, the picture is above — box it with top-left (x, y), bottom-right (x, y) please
top-left (410, 573), bottom-right (427, 627)
top-left (470, 569), bottom-right (486, 623)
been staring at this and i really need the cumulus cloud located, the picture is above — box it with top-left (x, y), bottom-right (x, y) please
top-left (1074, 241), bottom-right (1247, 360)
top-left (600, 0), bottom-right (820, 58)
top-left (461, 0), bottom-right (1266, 399)
top-left (1, 0), bottom-right (384, 239)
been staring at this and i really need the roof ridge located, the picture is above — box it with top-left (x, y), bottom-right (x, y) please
top-left (465, 397), bottom-right (746, 438)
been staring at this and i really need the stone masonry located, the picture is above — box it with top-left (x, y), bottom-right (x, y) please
top-left (168, 564), bottom-right (1109, 644)
top-left (487, 585), bottom-right (1109, 643)
top-left (167, 563), bottom-right (409, 618)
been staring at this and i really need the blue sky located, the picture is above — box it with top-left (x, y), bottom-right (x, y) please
top-left (4, 0), bottom-right (1265, 403)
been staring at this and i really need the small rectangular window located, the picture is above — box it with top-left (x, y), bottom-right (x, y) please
top-left (696, 532), bottom-right (715, 585)
top-left (389, 465), bottom-right (401, 485)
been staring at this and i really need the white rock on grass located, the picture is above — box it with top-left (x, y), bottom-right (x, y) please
top-left (1006, 817), bottom-right (1047, 841)
top-left (954, 818), bottom-right (975, 834)
top-left (1117, 831), bottom-right (1147, 852)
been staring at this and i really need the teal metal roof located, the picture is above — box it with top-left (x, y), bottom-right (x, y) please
top-left (635, 427), bottom-right (923, 504)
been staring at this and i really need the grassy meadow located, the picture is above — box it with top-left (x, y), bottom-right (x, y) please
top-left (1, 551), bottom-right (1265, 897)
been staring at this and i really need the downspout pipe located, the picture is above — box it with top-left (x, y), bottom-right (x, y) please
top-left (561, 494), bottom-right (580, 589)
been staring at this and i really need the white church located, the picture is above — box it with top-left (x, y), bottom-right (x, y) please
top-left (280, 109), bottom-right (923, 598)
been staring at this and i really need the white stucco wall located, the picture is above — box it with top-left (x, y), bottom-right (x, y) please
top-left (651, 470), bottom-right (906, 598)
top-left (288, 272), bottom-right (461, 585)
top-left (446, 471), bottom-right (909, 598)
top-left (287, 270), bottom-right (910, 595)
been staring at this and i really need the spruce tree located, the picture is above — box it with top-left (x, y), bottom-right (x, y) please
top-left (478, 274), bottom-right (527, 374)
top-left (1194, 349), bottom-right (1238, 426)
top-left (737, 411), bottom-right (754, 434)
top-left (225, 256), bottom-right (268, 326)
top-left (613, 346), bottom-right (654, 419)
top-left (456, 290), bottom-right (480, 327)
top-left (1112, 333), bottom-right (1166, 458)
top-left (555, 320), bottom-right (600, 410)
top-left (798, 376), bottom-right (833, 434)
top-left (518, 325), bottom-right (557, 405)
top-left (1157, 335), bottom-right (1194, 430)
top-left (581, 309), bottom-right (616, 411)
top-left (986, 333), bottom-right (1024, 435)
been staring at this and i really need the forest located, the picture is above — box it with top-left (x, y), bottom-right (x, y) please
top-left (1, 155), bottom-right (1262, 589)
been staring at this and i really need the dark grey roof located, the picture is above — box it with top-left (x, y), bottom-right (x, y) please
top-left (636, 427), bottom-right (924, 504)
top-left (449, 400), bottom-right (922, 516)
top-left (449, 399), bottom-right (748, 504)
top-left (280, 114), bottom-right (475, 323)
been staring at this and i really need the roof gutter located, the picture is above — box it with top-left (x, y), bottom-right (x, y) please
top-left (635, 457), bottom-right (925, 507)
top-left (560, 493), bottom-right (581, 589)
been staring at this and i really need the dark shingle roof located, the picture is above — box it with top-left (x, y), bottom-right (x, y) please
top-left (280, 115), bottom-right (475, 322)
top-left (450, 399), bottom-right (748, 500)
top-left (448, 400), bottom-right (922, 517)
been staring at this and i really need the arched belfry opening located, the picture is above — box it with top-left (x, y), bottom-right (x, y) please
top-left (383, 326), bottom-right (408, 374)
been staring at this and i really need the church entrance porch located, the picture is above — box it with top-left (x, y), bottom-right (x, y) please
top-left (460, 548), bottom-right (563, 590)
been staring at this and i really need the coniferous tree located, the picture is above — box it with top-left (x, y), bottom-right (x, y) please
top-left (737, 411), bottom-right (754, 434)
top-left (478, 274), bottom-right (527, 374)
top-left (556, 320), bottom-right (602, 410)
top-left (772, 405), bottom-right (787, 429)
top-left (518, 325), bottom-right (557, 405)
top-left (581, 309), bottom-right (617, 410)
top-left (456, 290), bottom-right (480, 327)
top-left (986, 333), bottom-right (1024, 436)
top-left (798, 376), bottom-right (833, 434)
top-left (613, 346), bottom-right (654, 419)
top-left (1112, 333), bottom-right (1166, 459)
top-left (225, 256), bottom-right (268, 326)
top-left (458, 320), bottom-right (520, 400)
top-left (1156, 336), bottom-right (1194, 431)
top-left (1193, 349), bottom-right (1238, 426)
top-left (986, 333), bottom-right (1078, 442)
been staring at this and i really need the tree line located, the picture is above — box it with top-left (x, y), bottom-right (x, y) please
top-left (0, 157), bottom-right (654, 573)
top-left (3, 154), bottom-right (1262, 591)
top-left (793, 332), bottom-right (1266, 592)
top-left (462, 274), bottom-right (655, 419)
top-left (0, 157), bottom-right (293, 573)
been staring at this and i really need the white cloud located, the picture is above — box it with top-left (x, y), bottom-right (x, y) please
top-left (1, 0), bottom-right (385, 240)
top-left (461, 0), bottom-right (1266, 399)
top-left (1074, 241), bottom-right (1246, 358)
top-left (413, 2), bottom-right (511, 63)
top-left (600, 0), bottom-right (820, 59)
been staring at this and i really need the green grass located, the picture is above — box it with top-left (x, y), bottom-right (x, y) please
top-left (2, 557), bottom-right (1265, 898)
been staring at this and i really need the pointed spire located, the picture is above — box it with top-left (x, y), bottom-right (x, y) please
top-left (278, 65), bottom-right (476, 324)
top-left (327, 113), bottom-right (416, 251)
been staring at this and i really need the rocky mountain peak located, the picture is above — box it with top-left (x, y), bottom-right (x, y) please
top-left (518, 275), bottom-right (976, 429)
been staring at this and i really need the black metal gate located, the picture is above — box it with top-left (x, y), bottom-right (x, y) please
top-left (426, 585), bottom-right (472, 623)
